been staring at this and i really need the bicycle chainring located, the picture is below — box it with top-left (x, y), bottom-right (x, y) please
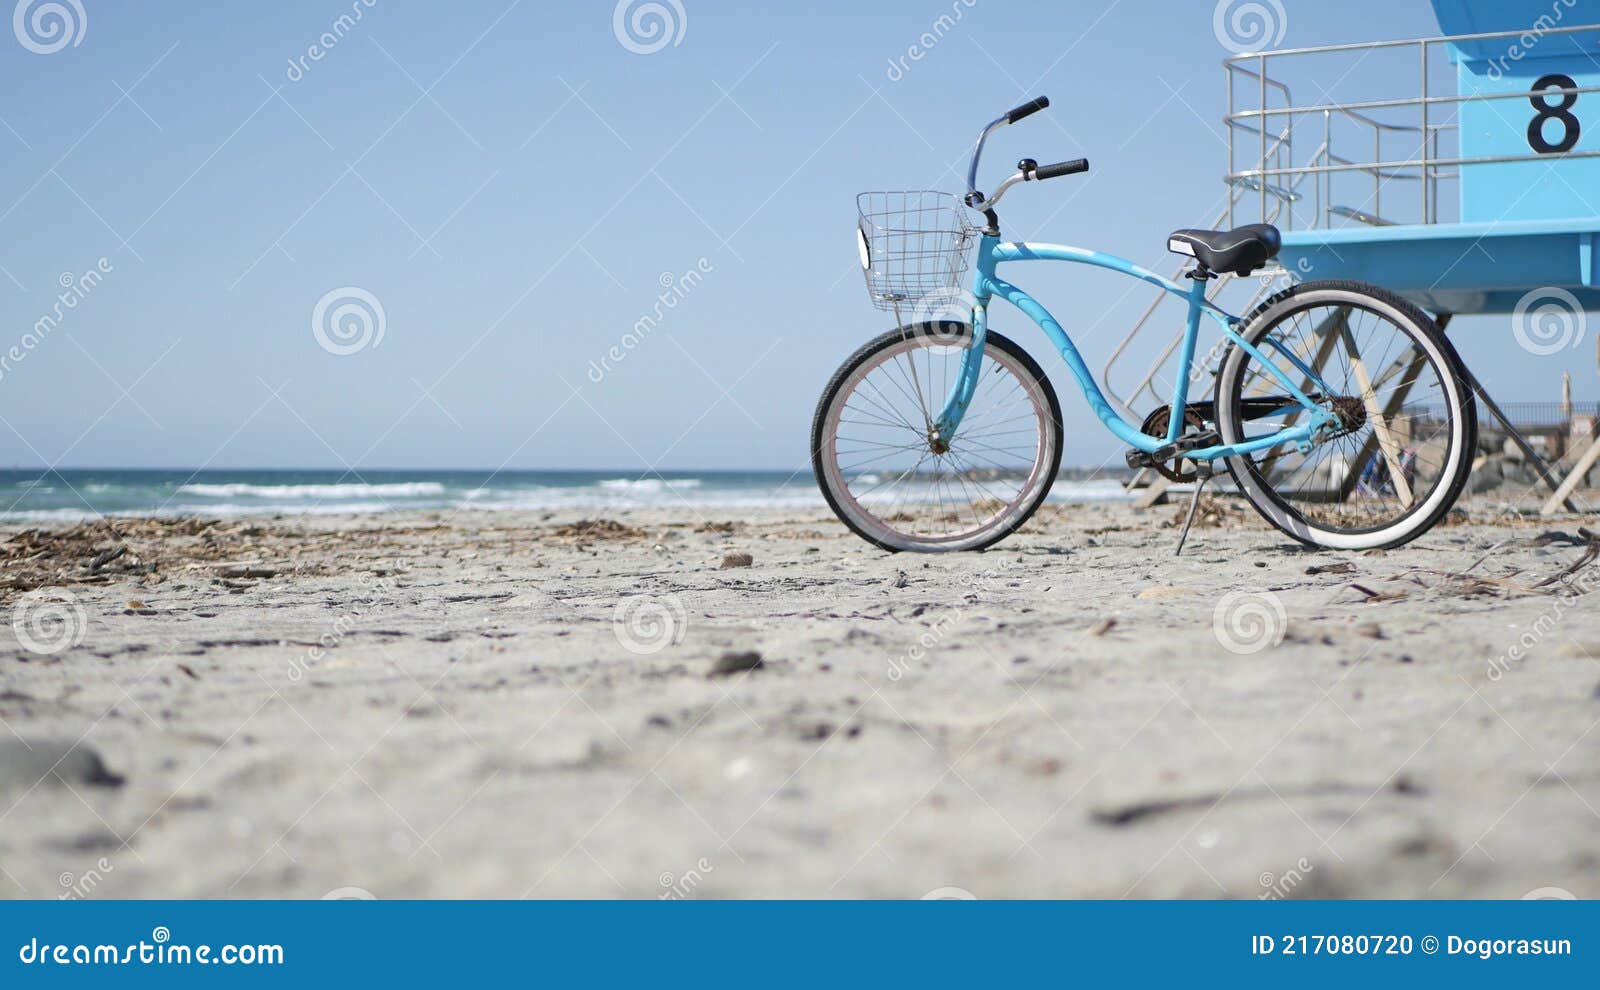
top-left (1139, 405), bottom-right (1210, 483)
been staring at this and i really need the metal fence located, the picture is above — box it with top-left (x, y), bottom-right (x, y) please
top-left (1409, 401), bottom-right (1599, 428)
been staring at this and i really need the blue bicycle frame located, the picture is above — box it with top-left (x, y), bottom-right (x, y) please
top-left (931, 235), bottom-right (1339, 462)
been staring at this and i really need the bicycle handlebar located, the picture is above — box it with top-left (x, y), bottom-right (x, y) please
top-left (966, 95), bottom-right (1085, 211)
top-left (1004, 96), bottom-right (1050, 123)
top-left (1034, 157), bottom-right (1089, 180)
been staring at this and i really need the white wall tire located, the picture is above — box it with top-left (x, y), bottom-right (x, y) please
top-left (1213, 281), bottom-right (1477, 551)
top-left (811, 324), bottom-right (1063, 553)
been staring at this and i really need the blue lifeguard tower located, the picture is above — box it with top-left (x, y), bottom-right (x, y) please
top-left (1255, 0), bottom-right (1600, 315)
top-left (1109, 0), bottom-right (1600, 511)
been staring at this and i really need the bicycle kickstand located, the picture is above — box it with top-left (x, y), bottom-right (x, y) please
top-left (1174, 462), bottom-right (1214, 557)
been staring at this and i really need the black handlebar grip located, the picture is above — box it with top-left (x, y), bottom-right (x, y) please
top-left (1005, 96), bottom-right (1050, 124)
top-left (1034, 158), bottom-right (1089, 180)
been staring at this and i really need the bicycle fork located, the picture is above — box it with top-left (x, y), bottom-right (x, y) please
top-left (927, 289), bottom-right (991, 450)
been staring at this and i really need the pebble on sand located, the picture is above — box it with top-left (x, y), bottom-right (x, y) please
top-left (1087, 618), bottom-right (1117, 637)
top-left (1136, 585), bottom-right (1192, 600)
top-left (721, 551), bottom-right (754, 569)
top-left (0, 740), bottom-right (124, 794)
top-left (708, 651), bottom-right (764, 677)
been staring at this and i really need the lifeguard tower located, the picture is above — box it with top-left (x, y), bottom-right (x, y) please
top-left (1108, 0), bottom-right (1600, 513)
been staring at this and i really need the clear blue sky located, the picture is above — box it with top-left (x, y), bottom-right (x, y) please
top-left (0, 0), bottom-right (1591, 471)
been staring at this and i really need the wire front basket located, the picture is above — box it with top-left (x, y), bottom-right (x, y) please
top-left (856, 191), bottom-right (978, 313)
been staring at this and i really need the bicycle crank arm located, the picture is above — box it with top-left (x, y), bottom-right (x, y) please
top-left (1125, 429), bottom-right (1222, 470)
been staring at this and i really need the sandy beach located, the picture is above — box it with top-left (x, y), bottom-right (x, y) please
top-left (2, 495), bottom-right (1598, 900)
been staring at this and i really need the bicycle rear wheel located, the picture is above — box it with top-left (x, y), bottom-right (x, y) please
top-left (1213, 280), bottom-right (1476, 550)
top-left (811, 324), bottom-right (1062, 552)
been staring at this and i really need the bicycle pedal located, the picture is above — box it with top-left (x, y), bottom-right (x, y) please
top-left (1125, 447), bottom-right (1158, 470)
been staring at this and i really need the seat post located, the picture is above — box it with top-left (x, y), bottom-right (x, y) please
top-left (1159, 270), bottom-right (1214, 446)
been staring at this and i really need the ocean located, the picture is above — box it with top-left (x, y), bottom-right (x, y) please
top-left (0, 469), bottom-right (1134, 522)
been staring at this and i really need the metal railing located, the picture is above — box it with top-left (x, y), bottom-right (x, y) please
top-left (1413, 400), bottom-right (1600, 428)
top-left (1226, 21), bottom-right (1600, 230)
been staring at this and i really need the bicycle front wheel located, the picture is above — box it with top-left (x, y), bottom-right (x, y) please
top-left (1213, 280), bottom-right (1477, 551)
top-left (811, 323), bottom-right (1062, 552)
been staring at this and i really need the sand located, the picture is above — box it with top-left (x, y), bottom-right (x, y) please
top-left (1, 497), bottom-right (1598, 900)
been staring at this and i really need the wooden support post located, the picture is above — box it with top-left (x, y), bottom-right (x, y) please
top-left (1339, 323), bottom-right (1415, 508)
top-left (1134, 474), bottom-right (1173, 508)
top-left (1542, 435), bottom-right (1600, 516)
top-left (1338, 348), bottom-right (1427, 501)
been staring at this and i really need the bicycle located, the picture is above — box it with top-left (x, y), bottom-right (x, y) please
top-left (812, 96), bottom-right (1477, 553)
